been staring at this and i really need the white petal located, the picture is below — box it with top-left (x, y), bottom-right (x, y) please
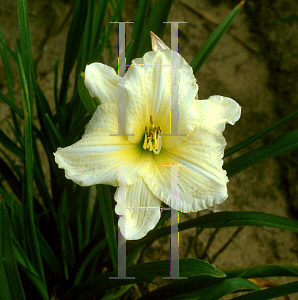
top-left (114, 178), bottom-right (162, 240)
top-left (143, 123), bottom-right (229, 212)
top-left (195, 96), bottom-right (241, 133)
top-left (54, 104), bottom-right (152, 186)
top-left (125, 50), bottom-right (198, 144)
top-left (84, 63), bottom-right (119, 104)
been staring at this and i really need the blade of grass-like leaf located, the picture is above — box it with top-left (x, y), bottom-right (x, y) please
top-left (0, 92), bottom-right (24, 118)
top-left (17, 0), bottom-right (34, 106)
top-left (0, 129), bottom-right (24, 159)
top-left (90, 189), bottom-right (103, 240)
top-left (66, 114), bottom-right (91, 145)
top-left (83, 186), bottom-right (92, 249)
top-left (233, 281), bottom-right (298, 300)
top-left (141, 278), bottom-right (259, 300)
top-left (0, 156), bottom-right (22, 200)
top-left (96, 185), bottom-right (117, 271)
top-left (31, 134), bottom-right (57, 223)
top-left (140, 264), bottom-right (298, 300)
top-left (74, 238), bottom-right (107, 285)
top-left (89, 0), bottom-right (124, 63)
top-left (58, 190), bottom-right (75, 280)
top-left (90, 0), bottom-right (109, 52)
top-left (191, 1), bottom-right (245, 75)
top-left (225, 109), bottom-right (298, 157)
top-left (60, 0), bottom-right (88, 104)
top-left (64, 258), bottom-right (225, 300)
top-left (77, 214), bottom-right (83, 255)
top-left (224, 129), bottom-right (298, 178)
top-left (0, 31), bottom-right (17, 63)
top-left (137, 0), bottom-right (174, 58)
top-left (53, 58), bottom-right (59, 113)
top-left (12, 237), bottom-right (49, 300)
top-left (0, 196), bottom-right (26, 300)
top-left (0, 27), bottom-right (15, 102)
top-left (17, 48), bottom-right (45, 284)
top-left (102, 284), bottom-right (133, 300)
top-left (225, 263), bottom-right (298, 278)
top-left (35, 227), bottom-right (64, 281)
top-left (0, 27), bottom-right (22, 146)
top-left (126, 0), bottom-right (151, 65)
top-left (130, 211), bottom-right (298, 253)
top-left (78, 73), bottom-right (99, 115)
top-left (198, 278), bottom-right (259, 300)
top-left (76, 0), bottom-right (94, 75)
top-left (0, 148), bottom-right (23, 182)
top-left (45, 113), bottom-right (65, 147)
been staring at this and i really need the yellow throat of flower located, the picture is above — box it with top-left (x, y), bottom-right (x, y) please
top-left (143, 115), bottom-right (162, 154)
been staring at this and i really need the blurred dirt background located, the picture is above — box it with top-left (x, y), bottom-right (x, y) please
top-left (1, 0), bottom-right (298, 299)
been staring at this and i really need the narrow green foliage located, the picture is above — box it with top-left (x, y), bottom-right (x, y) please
top-left (17, 47), bottom-right (46, 288)
top-left (191, 1), bottom-right (244, 74)
top-left (78, 73), bottom-right (99, 115)
top-left (126, 0), bottom-right (151, 65)
top-left (64, 258), bottom-right (225, 300)
top-left (74, 238), bottom-right (107, 285)
top-left (131, 211), bottom-right (298, 252)
top-left (233, 281), bottom-right (298, 299)
top-left (0, 197), bottom-right (26, 300)
top-left (225, 109), bottom-right (298, 157)
top-left (17, 0), bottom-right (34, 107)
top-left (96, 185), bottom-right (118, 271)
top-left (0, 92), bottom-right (24, 118)
top-left (89, 0), bottom-right (124, 64)
top-left (137, 0), bottom-right (174, 58)
top-left (90, 0), bottom-right (109, 51)
top-left (45, 114), bottom-right (65, 147)
top-left (60, 0), bottom-right (88, 104)
top-left (225, 129), bottom-right (298, 177)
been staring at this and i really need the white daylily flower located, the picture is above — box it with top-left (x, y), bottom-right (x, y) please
top-left (54, 33), bottom-right (241, 240)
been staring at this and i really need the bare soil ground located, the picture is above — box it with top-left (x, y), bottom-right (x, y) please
top-left (1, 0), bottom-right (298, 299)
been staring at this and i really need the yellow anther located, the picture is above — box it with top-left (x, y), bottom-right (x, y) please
top-left (150, 115), bottom-right (154, 126)
top-left (143, 116), bottom-right (162, 154)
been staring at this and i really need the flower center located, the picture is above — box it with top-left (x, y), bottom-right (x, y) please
top-left (143, 115), bottom-right (162, 154)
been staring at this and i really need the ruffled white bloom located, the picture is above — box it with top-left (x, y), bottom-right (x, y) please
top-left (54, 33), bottom-right (241, 240)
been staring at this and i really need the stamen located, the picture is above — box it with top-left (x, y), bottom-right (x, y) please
top-left (150, 115), bottom-right (154, 126)
top-left (143, 116), bottom-right (162, 154)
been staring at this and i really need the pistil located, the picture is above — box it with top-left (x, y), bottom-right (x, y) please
top-left (143, 116), bottom-right (162, 154)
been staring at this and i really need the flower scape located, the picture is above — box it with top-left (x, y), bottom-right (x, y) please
top-left (54, 33), bottom-right (241, 240)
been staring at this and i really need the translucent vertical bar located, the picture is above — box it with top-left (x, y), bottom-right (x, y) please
top-left (110, 165), bottom-right (134, 279)
top-left (110, 22), bottom-right (134, 137)
top-left (163, 22), bottom-right (187, 137)
top-left (170, 22), bottom-right (179, 136)
top-left (162, 165), bottom-right (187, 279)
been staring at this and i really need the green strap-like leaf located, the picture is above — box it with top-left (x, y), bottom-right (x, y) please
top-left (59, 0), bottom-right (88, 104)
top-left (126, 0), bottom-right (151, 65)
top-left (17, 48), bottom-right (46, 287)
top-left (225, 109), bottom-right (298, 157)
top-left (64, 258), bottom-right (225, 300)
top-left (232, 281), bottom-right (298, 300)
top-left (78, 73), bottom-right (99, 115)
top-left (96, 185), bottom-right (118, 271)
top-left (224, 129), bottom-right (298, 178)
top-left (0, 197), bottom-right (26, 300)
top-left (131, 211), bottom-right (298, 252)
top-left (138, 0), bottom-right (174, 58)
top-left (191, 1), bottom-right (244, 75)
